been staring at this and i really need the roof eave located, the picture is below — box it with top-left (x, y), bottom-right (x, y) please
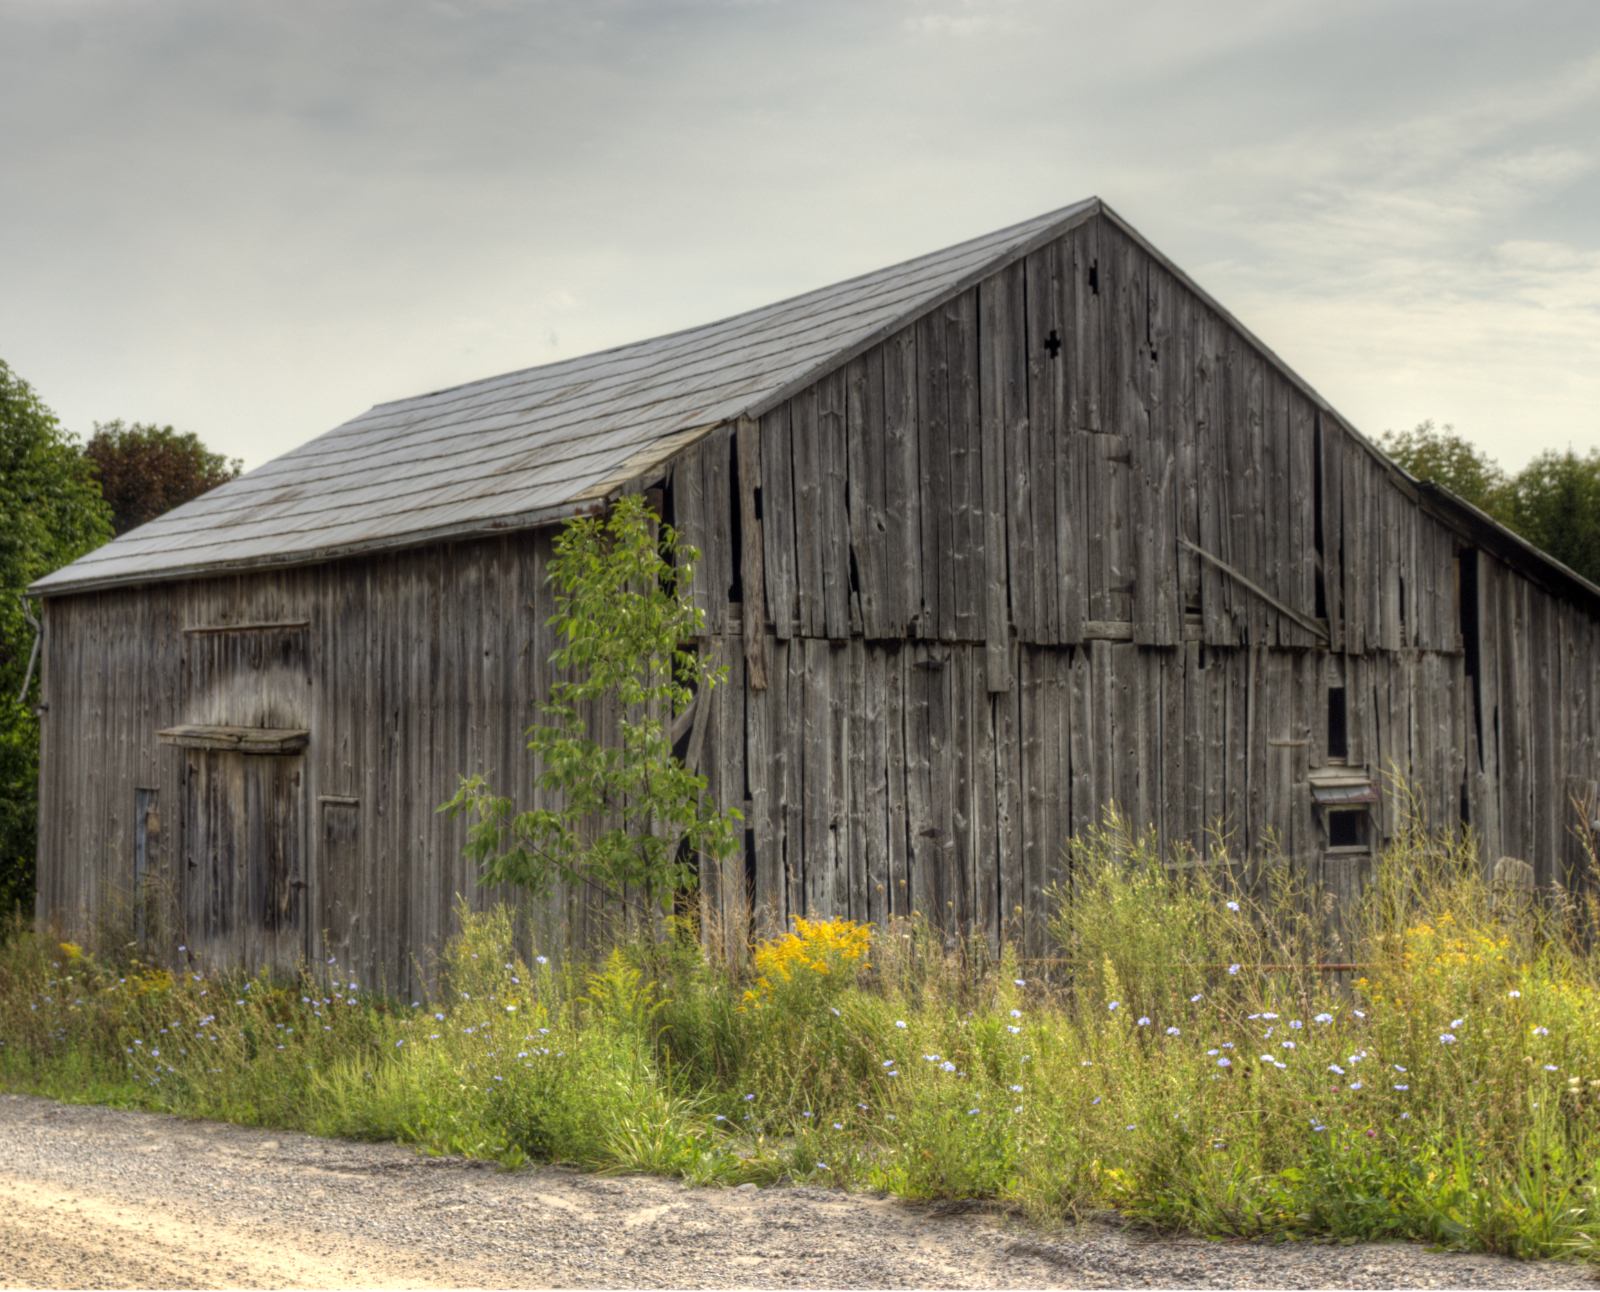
top-left (26, 497), bottom-right (609, 599)
top-left (1412, 480), bottom-right (1600, 614)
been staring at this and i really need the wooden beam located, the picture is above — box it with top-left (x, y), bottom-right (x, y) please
top-left (157, 724), bottom-right (310, 754)
top-left (182, 620), bottom-right (309, 635)
top-left (1178, 537), bottom-right (1330, 644)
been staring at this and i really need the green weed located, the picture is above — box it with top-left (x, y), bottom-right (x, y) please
top-left (4, 813), bottom-right (1599, 1269)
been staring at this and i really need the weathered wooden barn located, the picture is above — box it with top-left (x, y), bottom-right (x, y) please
top-left (31, 197), bottom-right (1600, 992)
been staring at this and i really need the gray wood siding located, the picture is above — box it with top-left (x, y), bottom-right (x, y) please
top-left (720, 215), bottom-right (1462, 659)
top-left (37, 212), bottom-right (1600, 981)
top-left (37, 534), bottom-right (604, 997)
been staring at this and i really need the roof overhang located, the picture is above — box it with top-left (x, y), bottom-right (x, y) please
top-left (29, 496), bottom-right (609, 598)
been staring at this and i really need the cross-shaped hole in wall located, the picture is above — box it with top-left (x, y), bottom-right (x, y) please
top-left (1044, 328), bottom-right (1062, 359)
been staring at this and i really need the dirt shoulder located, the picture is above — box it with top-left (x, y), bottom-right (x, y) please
top-left (0, 1093), bottom-right (1592, 1290)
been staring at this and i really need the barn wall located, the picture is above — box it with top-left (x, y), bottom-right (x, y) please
top-left (38, 213), bottom-right (1600, 979)
top-left (677, 215), bottom-right (1462, 663)
top-left (672, 211), bottom-right (1600, 946)
top-left (36, 532), bottom-right (618, 996)
top-left (695, 633), bottom-right (1482, 954)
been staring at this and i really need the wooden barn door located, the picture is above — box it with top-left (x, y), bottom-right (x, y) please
top-left (183, 750), bottom-right (306, 974)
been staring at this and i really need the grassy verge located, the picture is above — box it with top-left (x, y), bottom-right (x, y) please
top-left (4, 813), bottom-right (1598, 1264)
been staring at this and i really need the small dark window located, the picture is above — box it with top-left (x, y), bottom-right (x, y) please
top-left (1328, 809), bottom-right (1365, 849)
top-left (1327, 687), bottom-right (1348, 761)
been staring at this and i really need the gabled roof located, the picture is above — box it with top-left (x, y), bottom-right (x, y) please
top-left (33, 198), bottom-right (1099, 596)
top-left (35, 195), bottom-right (1600, 619)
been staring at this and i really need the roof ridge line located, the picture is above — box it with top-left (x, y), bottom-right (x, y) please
top-left (363, 199), bottom-right (1101, 417)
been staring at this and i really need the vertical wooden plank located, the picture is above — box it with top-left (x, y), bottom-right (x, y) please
top-left (736, 416), bottom-right (770, 689)
top-left (791, 386), bottom-right (825, 639)
top-left (904, 644), bottom-right (939, 921)
top-left (1046, 649), bottom-right (1074, 907)
top-left (1195, 310), bottom-right (1232, 645)
top-left (674, 447), bottom-right (710, 628)
top-left (748, 635), bottom-right (782, 930)
top-left (1088, 435), bottom-right (1133, 624)
top-left (993, 648), bottom-right (1022, 947)
top-left (1352, 450), bottom-right (1374, 654)
top-left (1053, 232), bottom-right (1089, 644)
top-left (1381, 479), bottom-right (1403, 654)
top-left (1016, 648), bottom-right (1045, 954)
top-left (1220, 647), bottom-right (1247, 851)
top-left (1238, 348), bottom-right (1267, 643)
top-left (1289, 394), bottom-right (1315, 646)
top-left (700, 433), bottom-right (733, 638)
top-left (1531, 592), bottom-right (1558, 888)
top-left (1136, 264), bottom-right (1178, 647)
top-left (1022, 244), bottom-right (1059, 643)
top-left (916, 312), bottom-right (949, 640)
top-left (1087, 641), bottom-right (1119, 832)
top-left (801, 638), bottom-right (833, 918)
top-left (883, 330), bottom-right (923, 638)
top-left (817, 369), bottom-right (852, 639)
top-left (1320, 415), bottom-right (1345, 654)
top-left (1066, 215), bottom-right (1102, 434)
top-left (859, 643), bottom-right (890, 927)
top-left (761, 406), bottom-right (798, 641)
top-left (846, 641), bottom-right (870, 924)
top-left (1267, 651), bottom-right (1296, 860)
top-left (1113, 643), bottom-right (1148, 832)
top-left (1475, 558), bottom-right (1502, 864)
top-left (1203, 647), bottom-right (1228, 856)
top-left (947, 289), bottom-right (983, 643)
top-left (1182, 641), bottom-right (1206, 854)
top-left (714, 637), bottom-right (748, 949)
top-left (979, 267), bottom-right (1018, 688)
top-left (783, 639), bottom-right (807, 925)
top-left (1158, 644), bottom-right (1183, 857)
top-left (884, 643), bottom-right (910, 918)
top-left (845, 350), bottom-right (888, 640)
top-left (1104, 220), bottom-right (1148, 445)
top-left (949, 648), bottom-right (976, 934)
top-left (1264, 373), bottom-right (1290, 643)
top-left (971, 648), bottom-right (1000, 953)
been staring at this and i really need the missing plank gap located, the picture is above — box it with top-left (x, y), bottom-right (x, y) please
top-left (1088, 261), bottom-right (1099, 295)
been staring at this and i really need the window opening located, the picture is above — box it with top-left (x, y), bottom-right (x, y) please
top-left (1327, 687), bottom-right (1348, 762)
top-left (1328, 810), bottom-right (1365, 850)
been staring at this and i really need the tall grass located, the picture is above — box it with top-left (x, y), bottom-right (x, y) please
top-left (3, 810), bottom-right (1597, 1264)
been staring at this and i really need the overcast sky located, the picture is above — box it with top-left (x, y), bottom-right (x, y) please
top-left (3, 0), bottom-right (1597, 474)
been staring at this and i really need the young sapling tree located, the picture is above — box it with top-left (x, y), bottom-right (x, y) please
top-left (440, 493), bottom-right (740, 918)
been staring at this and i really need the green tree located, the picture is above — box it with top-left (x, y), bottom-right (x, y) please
top-left (1382, 420), bottom-right (1600, 587)
top-left (82, 420), bottom-right (241, 536)
top-left (1379, 419), bottom-right (1512, 523)
top-left (1, 360), bottom-right (113, 912)
top-left (1505, 448), bottom-right (1600, 586)
top-left (441, 494), bottom-right (741, 917)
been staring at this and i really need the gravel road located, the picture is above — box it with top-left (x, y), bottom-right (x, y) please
top-left (0, 1093), bottom-right (1594, 1290)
